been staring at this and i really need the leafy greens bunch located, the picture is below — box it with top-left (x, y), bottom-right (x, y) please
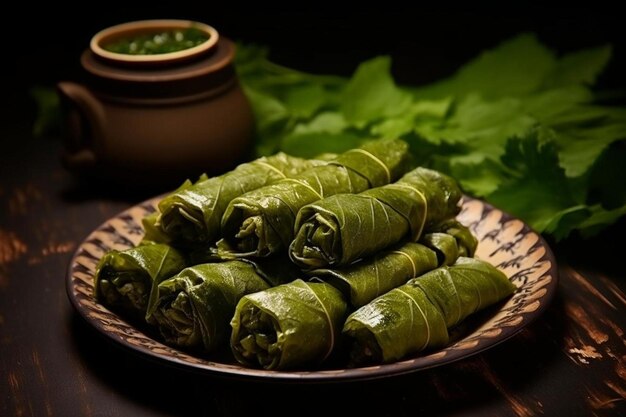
top-left (235, 34), bottom-right (626, 239)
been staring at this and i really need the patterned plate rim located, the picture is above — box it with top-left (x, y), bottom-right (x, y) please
top-left (66, 195), bottom-right (558, 382)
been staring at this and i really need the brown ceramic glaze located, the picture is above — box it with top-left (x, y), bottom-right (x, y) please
top-left (58, 24), bottom-right (254, 186)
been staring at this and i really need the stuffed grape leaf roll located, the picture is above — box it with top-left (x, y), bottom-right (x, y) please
top-left (411, 257), bottom-right (516, 328)
top-left (309, 243), bottom-right (436, 308)
top-left (230, 280), bottom-right (349, 370)
top-left (219, 139), bottom-right (411, 258)
top-left (435, 219), bottom-right (478, 258)
top-left (141, 212), bottom-right (171, 245)
top-left (309, 221), bottom-right (475, 308)
top-left (148, 258), bottom-right (299, 353)
top-left (94, 243), bottom-right (186, 320)
top-left (140, 176), bottom-right (205, 245)
top-left (343, 257), bottom-right (516, 366)
top-left (421, 219), bottom-right (478, 266)
top-left (289, 167), bottom-right (462, 269)
top-left (156, 153), bottom-right (323, 246)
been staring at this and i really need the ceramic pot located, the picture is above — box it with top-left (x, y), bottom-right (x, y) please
top-left (57, 20), bottom-right (254, 186)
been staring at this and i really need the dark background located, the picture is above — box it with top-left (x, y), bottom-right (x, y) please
top-left (6, 6), bottom-right (626, 106)
top-left (2, 8), bottom-right (626, 417)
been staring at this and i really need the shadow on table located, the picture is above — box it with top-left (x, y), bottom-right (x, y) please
top-left (553, 216), bottom-right (626, 280)
top-left (67, 297), bottom-right (567, 417)
top-left (59, 176), bottom-right (165, 205)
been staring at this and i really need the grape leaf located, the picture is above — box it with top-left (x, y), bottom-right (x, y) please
top-left (341, 56), bottom-right (413, 126)
top-left (232, 37), bottom-right (626, 239)
top-left (543, 45), bottom-right (612, 88)
top-left (283, 85), bottom-right (327, 118)
top-left (281, 132), bottom-right (365, 159)
top-left (486, 132), bottom-right (578, 232)
top-left (578, 204), bottom-right (626, 237)
top-left (415, 33), bottom-right (556, 100)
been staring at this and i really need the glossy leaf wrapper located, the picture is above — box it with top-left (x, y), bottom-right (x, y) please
top-left (421, 219), bottom-right (478, 266)
top-left (230, 280), bottom-right (349, 370)
top-left (309, 221), bottom-right (475, 307)
top-left (290, 167), bottom-right (462, 268)
top-left (428, 218), bottom-right (478, 258)
top-left (148, 260), bottom-right (288, 353)
top-left (219, 139), bottom-right (411, 257)
top-left (140, 178), bottom-right (199, 245)
top-left (156, 153), bottom-right (323, 246)
top-left (310, 242), bottom-right (438, 308)
top-left (94, 243), bottom-right (186, 319)
top-left (141, 212), bottom-right (171, 244)
top-left (411, 257), bottom-right (516, 328)
top-left (343, 257), bottom-right (516, 366)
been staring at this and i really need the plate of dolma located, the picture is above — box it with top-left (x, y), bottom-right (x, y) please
top-left (67, 195), bottom-right (557, 380)
top-left (67, 147), bottom-right (557, 382)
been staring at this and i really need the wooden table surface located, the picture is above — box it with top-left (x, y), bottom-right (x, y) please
top-left (1, 98), bottom-right (625, 417)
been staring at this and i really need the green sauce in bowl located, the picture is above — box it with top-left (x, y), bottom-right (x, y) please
top-left (103, 28), bottom-right (210, 55)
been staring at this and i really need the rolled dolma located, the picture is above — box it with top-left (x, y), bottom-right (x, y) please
top-left (309, 221), bottom-right (475, 308)
top-left (219, 139), bottom-right (411, 258)
top-left (411, 257), bottom-right (517, 328)
top-left (140, 176), bottom-right (206, 245)
top-left (156, 153), bottom-right (323, 246)
top-left (289, 167), bottom-right (462, 269)
top-left (230, 280), bottom-right (349, 370)
top-left (141, 212), bottom-right (171, 245)
top-left (94, 244), bottom-right (186, 320)
top-left (310, 242), bottom-right (438, 308)
top-left (343, 257), bottom-right (516, 366)
top-left (148, 258), bottom-right (298, 353)
top-left (426, 218), bottom-right (478, 258)
top-left (421, 219), bottom-right (478, 266)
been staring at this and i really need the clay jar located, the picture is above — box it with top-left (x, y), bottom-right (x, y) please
top-left (58, 20), bottom-right (254, 186)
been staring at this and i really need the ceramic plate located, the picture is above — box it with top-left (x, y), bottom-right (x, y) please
top-left (66, 196), bottom-right (558, 382)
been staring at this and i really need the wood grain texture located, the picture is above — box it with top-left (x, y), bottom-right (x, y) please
top-left (1, 107), bottom-right (625, 416)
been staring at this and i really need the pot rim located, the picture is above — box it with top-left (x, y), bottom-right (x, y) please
top-left (90, 19), bottom-right (219, 65)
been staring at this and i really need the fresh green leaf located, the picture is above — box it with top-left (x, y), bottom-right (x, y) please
top-left (236, 43), bottom-right (346, 91)
top-left (578, 204), bottom-right (626, 237)
top-left (243, 86), bottom-right (289, 130)
top-left (371, 97), bottom-right (454, 139)
top-left (544, 45), bottom-right (612, 88)
top-left (553, 117), bottom-right (626, 177)
top-left (447, 158), bottom-right (506, 197)
top-left (281, 132), bottom-right (365, 158)
top-left (233, 34), bottom-right (626, 239)
top-left (416, 95), bottom-right (536, 159)
top-left (522, 86), bottom-right (593, 122)
top-left (283, 84), bottom-right (327, 118)
top-left (341, 56), bottom-right (413, 126)
top-left (410, 97), bottom-right (454, 118)
top-left (233, 43), bottom-right (269, 69)
top-left (543, 205), bottom-right (590, 240)
top-left (415, 33), bottom-right (556, 100)
top-left (487, 132), bottom-right (578, 232)
top-left (371, 116), bottom-right (415, 138)
top-left (293, 112), bottom-right (348, 135)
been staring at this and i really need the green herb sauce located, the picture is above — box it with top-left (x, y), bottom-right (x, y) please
top-left (103, 28), bottom-right (209, 55)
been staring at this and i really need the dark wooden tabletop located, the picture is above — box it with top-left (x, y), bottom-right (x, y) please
top-left (1, 95), bottom-right (625, 417)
